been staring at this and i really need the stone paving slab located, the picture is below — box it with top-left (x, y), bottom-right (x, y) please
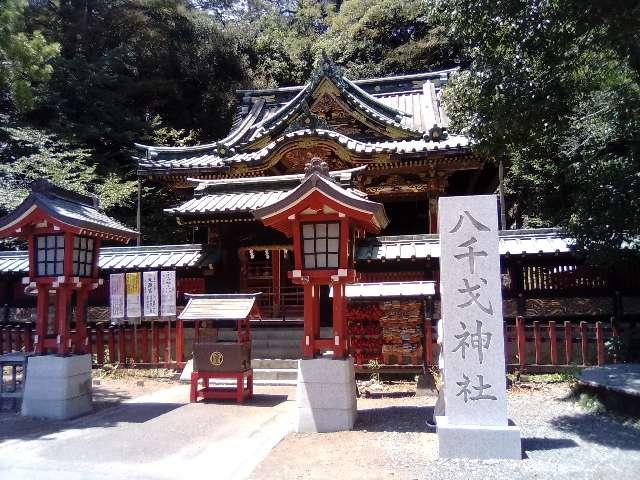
top-left (578, 363), bottom-right (640, 397)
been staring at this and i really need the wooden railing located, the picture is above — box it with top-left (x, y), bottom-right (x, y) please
top-left (2, 317), bottom-right (635, 370)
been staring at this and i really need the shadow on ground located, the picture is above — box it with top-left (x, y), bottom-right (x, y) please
top-left (522, 436), bottom-right (578, 452)
top-left (0, 400), bottom-right (183, 444)
top-left (354, 405), bottom-right (434, 433)
top-left (551, 414), bottom-right (640, 450)
top-left (197, 394), bottom-right (289, 408)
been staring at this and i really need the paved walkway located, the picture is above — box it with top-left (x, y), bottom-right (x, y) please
top-left (578, 363), bottom-right (640, 397)
top-left (0, 385), bottom-right (295, 480)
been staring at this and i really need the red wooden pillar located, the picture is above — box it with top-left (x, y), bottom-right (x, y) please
top-left (176, 320), bottom-right (184, 363)
top-left (271, 249), bottom-right (281, 317)
top-left (548, 321), bottom-right (558, 365)
top-left (75, 288), bottom-right (89, 354)
top-left (96, 324), bottom-right (105, 365)
top-left (580, 321), bottom-right (589, 365)
top-left (533, 320), bottom-right (541, 364)
top-left (595, 321), bottom-right (605, 365)
top-left (302, 284), bottom-right (315, 358)
top-left (35, 284), bottom-right (48, 354)
top-left (56, 286), bottom-right (71, 355)
top-left (428, 195), bottom-right (439, 234)
top-left (332, 283), bottom-right (347, 359)
top-left (23, 324), bottom-right (33, 353)
top-left (564, 321), bottom-right (572, 365)
top-left (516, 316), bottom-right (526, 368)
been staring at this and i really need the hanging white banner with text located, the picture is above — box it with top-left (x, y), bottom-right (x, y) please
top-left (143, 271), bottom-right (159, 317)
top-left (160, 270), bottom-right (177, 317)
top-left (126, 272), bottom-right (142, 318)
top-left (109, 273), bottom-right (125, 319)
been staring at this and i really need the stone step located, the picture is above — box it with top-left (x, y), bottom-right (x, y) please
top-left (253, 368), bottom-right (298, 381)
top-left (209, 379), bottom-right (297, 387)
top-left (252, 358), bottom-right (298, 369)
top-left (252, 348), bottom-right (301, 359)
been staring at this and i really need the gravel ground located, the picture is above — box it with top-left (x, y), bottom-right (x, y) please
top-left (250, 382), bottom-right (640, 480)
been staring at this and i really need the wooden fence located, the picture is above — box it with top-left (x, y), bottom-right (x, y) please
top-left (1, 317), bottom-right (632, 371)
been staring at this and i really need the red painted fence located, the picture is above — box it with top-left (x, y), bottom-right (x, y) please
top-left (0, 318), bottom-right (632, 369)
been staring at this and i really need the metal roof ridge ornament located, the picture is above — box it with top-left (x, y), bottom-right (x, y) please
top-left (304, 157), bottom-right (330, 183)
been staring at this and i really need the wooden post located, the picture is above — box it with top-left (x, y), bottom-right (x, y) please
top-left (595, 321), bottom-right (605, 365)
top-left (23, 324), bottom-right (33, 353)
top-left (533, 320), bottom-right (541, 364)
top-left (302, 284), bottom-right (315, 358)
top-left (118, 326), bottom-right (126, 364)
top-left (332, 283), bottom-right (347, 359)
top-left (57, 286), bottom-right (71, 355)
top-left (142, 327), bottom-right (150, 364)
top-left (165, 321), bottom-right (171, 365)
top-left (580, 321), bottom-right (589, 365)
top-left (176, 320), bottom-right (184, 363)
top-left (35, 285), bottom-right (48, 354)
top-left (424, 318), bottom-right (433, 365)
top-left (152, 321), bottom-right (159, 364)
top-left (75, 289), bottom-right (89, 354)
top-left (108, 327), bottom-right (116, 364)
top-left (271, 249), bottom-right (281, 317)
top-left (96, 324), bottom-right (105, 365)
top-left (516, 316), bottom-right (526, 368)
top-left (548, 321), bottom-right (558, 365)
top-left (564, 321), bottom-right (572, 365)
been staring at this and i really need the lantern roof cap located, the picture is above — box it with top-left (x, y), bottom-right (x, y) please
top-left (0, 180), bottom-right (138, 243)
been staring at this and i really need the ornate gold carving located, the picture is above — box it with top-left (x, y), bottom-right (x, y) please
top-left (209, 351), bottom-right (224, 366)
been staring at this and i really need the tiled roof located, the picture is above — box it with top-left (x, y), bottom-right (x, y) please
top-left (0, 180), bottom-right (138, 242)
top-left (134, 66), bottom-right (467, 176)
top-left (356, 229), bottom-right (572, 261)
top-left (0, 244), bottom-right (205, 274)
top-left (167, 190), bottom-right (290, 216)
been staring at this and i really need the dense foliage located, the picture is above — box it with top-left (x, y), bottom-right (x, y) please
top-left (1, 0), bottom-right (639, 263)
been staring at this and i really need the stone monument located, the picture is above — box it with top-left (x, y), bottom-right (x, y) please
top-left (435, 194), bottom-right (521, 459)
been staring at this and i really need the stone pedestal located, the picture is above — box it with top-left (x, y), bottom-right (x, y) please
top-left (436, 415), bottom-right (521, 459)
top-left (22, 354), bottom-right (92, 420)
top-left (296, 356), bottom-right (357, 432)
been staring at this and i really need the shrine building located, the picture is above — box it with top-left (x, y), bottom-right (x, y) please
top-left (1, 63), bottom-right (638, 370)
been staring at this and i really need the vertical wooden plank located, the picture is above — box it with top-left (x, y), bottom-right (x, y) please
top-left (596, 321), bottom-right (605, 365)
top-left (118, 326), bottom-right (126, 364)
top-left (176, 320), bottom-right (184, 363)
top-left (302, 284), bottom-right (315, 359)
top-left (503, 323), bottom-right (511, 364)
top-left (580, 321), bottom-right (589, 365)
top-left (142, 327), bottom-right (150, 364)
top-left (57, 286), bottom-right (70, 355)
top-left (96, 324), bottom-right (105, 366)
top-left (516, 316), bottom-right (526, 368)
top-left (23, 324), bottom-right (33, 353)
top-left (35, 285), bottom-right (48, 354)
top-left (108, 327), bottom-right (116, 364)
top-left (533, 320), bottom-right (541, 364)
top-left (549, 321), bottom-right (558, 365)
top-left (424, 318), bottom-right (433, 365)
top-left (271, 249), bottom-right (281, 317)
top-left (564, 321), bottom-right (572, 365)
top-left (165, 321), bottom-right (171, 365)
top-left (152, 321), bottom-right (159, 364)
top-left (332, 284), bottom-right (347, 359)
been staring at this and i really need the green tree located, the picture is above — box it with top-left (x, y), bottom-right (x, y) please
top-left (319, 0), bottom-right (459, 79)
top-left (0, 0), bottom-right (60, 111)
top-left (436, 0), bottom-right (640, 263)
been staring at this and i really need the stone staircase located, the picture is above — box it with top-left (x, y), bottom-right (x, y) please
top-left (182, 326), bottom-right (333, 386)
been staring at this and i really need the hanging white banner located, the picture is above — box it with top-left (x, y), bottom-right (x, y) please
top-left (126, 272), bottom-right (141, 318)
top-left (109, 273), bottom-right (125, 319)
top-left (143, 271), bottom-right (159, 317)
top-left (160, 270), bottom-right (176, 317)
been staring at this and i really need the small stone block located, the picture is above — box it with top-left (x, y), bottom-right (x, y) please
top-left (297, 381), bottom-right (357, 410)
top-left (22, 394), bottom-right (92, 420)
top-left (436, 415), bottom-right (522, 460)
top-left (26, 354), bottom-right (92, 379)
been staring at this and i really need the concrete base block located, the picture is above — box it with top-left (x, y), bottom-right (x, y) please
top-left (22, 354), bottom-right (93, 420)
top-left (296, 357), bottom-right (357, 433)
top-left (436, 416), bottom-right (522, 459)
top-left (297, 407), bottom-right (356, 433)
